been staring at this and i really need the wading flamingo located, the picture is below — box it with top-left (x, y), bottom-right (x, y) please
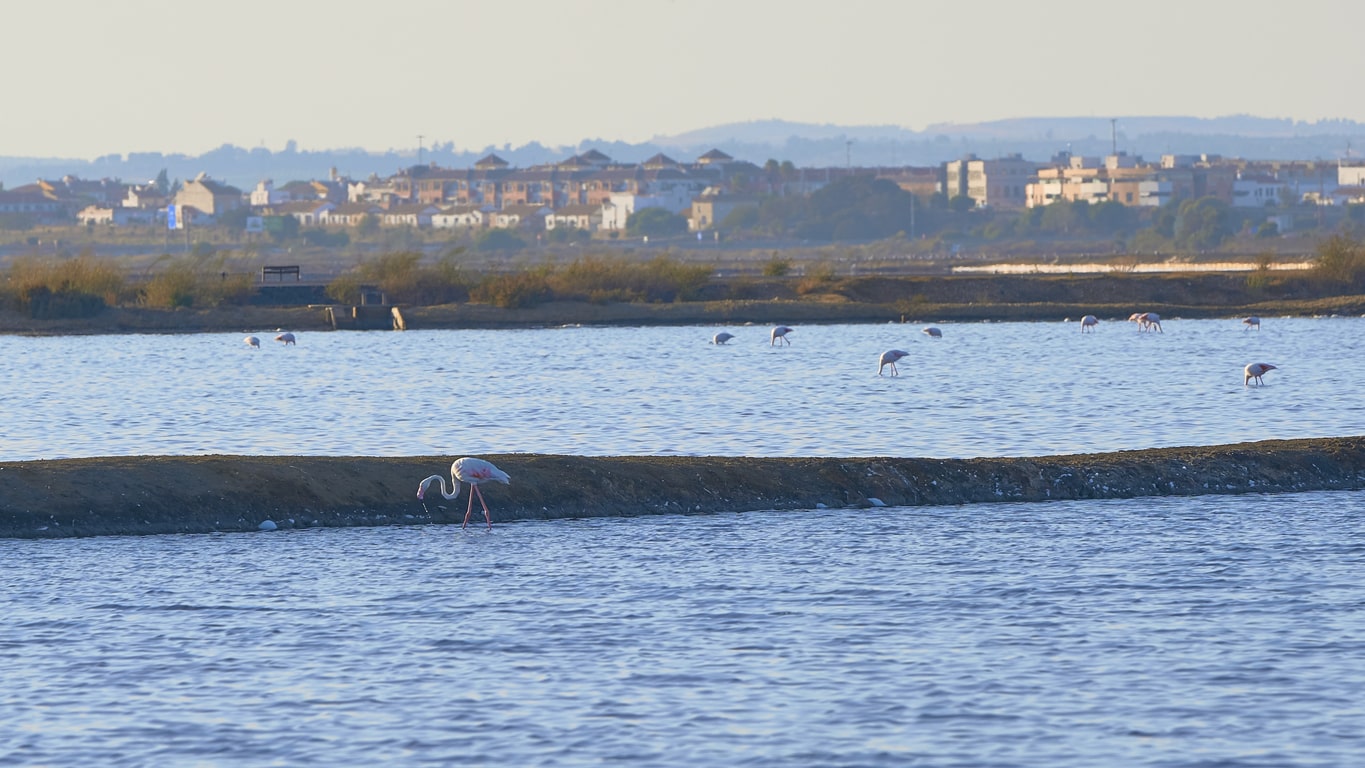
top-left (1243, 316), bottom-right (1260, 331)
top-left (244, 336), bottom-right (260, 349)
top-left (1130, 312), bottom-right (1162, 333)
top-left (878, 349), bottom-right (909, 376)
top-left (712, 332), bottom-right (735, 345)
top-left (417, 457), bottom-right (511, 530)
top-left (771, 326), bottom-right (793, 346)
top-left (922, 326), bottom-right (942, 338)
top-left (1244, 362), bottom-right (1277, 386)
top-left (1080, 315), bottom-right (1098, 333)
top-left (275, 332), bottom-right (296, 345)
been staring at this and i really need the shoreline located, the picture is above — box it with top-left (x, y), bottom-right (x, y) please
top-left (4, 294), bottom-right (1365, 338)
top-left (3, 437), bottom-right (1362, 539)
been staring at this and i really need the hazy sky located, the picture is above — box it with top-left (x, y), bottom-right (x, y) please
top-left (8, 0), bottom-right (1362, 159)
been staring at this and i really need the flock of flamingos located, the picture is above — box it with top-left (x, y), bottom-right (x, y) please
top-left (715, 312), bottom-right (1277, 385)
top-left (237, 313), bottom-right (1275, 530)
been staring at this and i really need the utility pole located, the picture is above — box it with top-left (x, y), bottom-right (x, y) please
top-left (1110, 118), bottom-right (1117, 157)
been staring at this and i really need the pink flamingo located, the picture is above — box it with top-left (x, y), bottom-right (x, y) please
top-left (417, 457), bottom-right (511, 530)
top-left (275, 331), bottom-right (296, 345)
top-left (244, 336), bottom-right (260, 349)
top-left (771, 326), bottom-right (793, 346)
top-left (878, 349), bottom-right (909, 376)
top-left (922, 326), bottom-right (942, 338)
top-left (1080, 315), bottom-right (1098, 333)
top-left (1130, 312), bottom-right (1162, 333)
top-left (1244, 363), bottom-right (1277, 386)
top-left (1242, 316), bottom-right (1260, 331)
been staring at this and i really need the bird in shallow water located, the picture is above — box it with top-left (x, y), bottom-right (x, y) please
top-left (1244, 362), bottom-right (1277, 386)
top-left (878, 349), bottom-right (909, 376)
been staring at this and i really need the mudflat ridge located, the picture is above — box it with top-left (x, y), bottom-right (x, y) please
top-left (3, 437), bottom-right (1362, 539)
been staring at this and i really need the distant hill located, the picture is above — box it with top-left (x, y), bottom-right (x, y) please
top-left (4, 115), bottom-right (1364, 192)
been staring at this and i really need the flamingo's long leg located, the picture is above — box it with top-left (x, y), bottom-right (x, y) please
top-left (463, 488), bottom-right (476, 529)
top-left (473, 485), bottom-right (493, 529)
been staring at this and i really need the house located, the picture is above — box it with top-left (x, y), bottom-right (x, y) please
top-left (323, 202), bottom-right (383, 226)
top-left (491, 204), bottom-right (552, 230)
top-left (689, 194), bottom-right (759, 231)
top-left (546, 204), bottom-right (602, 232)
top-left (77, 204), bottom-right (156, 226)
top-left (271, 200), bottom-right (335, 225)
top-left (175, 173), bottom-right (243, 216)
top-left (431, 205), bottom-right (491, 229)
top-left (250, 179), bottom-right (290, 207)
top-left (0, 188), bottom-right (64, 218)
top-left (943, 154), bottom-right (1037, 209)
top-left (379, 203), bottom-right (440, 228)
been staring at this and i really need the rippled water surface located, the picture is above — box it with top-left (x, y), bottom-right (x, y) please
top-left (4, 492), bottom-right (1364, 767)
top-left (2, 316), bottom-right (1364, 460)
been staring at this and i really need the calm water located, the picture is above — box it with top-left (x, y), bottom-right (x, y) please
top-left (1, 316), bottom-right (1363, 461)
top-left (3, 492), bottom-right (1363, 767)
top-left (5, 319), bottom-right (1365, 766)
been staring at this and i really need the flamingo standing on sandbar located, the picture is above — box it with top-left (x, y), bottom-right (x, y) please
top-left (923, 326), bottom-right (942, 338)
top-left (417, 457), bottom-right (511, 530)
top-left (1244, 362), bottom-right (1277, 386)
top-left (1080, 315), bottom-right (1098, 333)
top-left (771, 326), bottom-right (793, 346)
top-left (878, 349), bottom-right (909, 376)
top-left (1243, 316), bottom-right (1260, 331)
top-left (275, 331), bottom-right (296, 345)
top-left (244, 336), bottom-right (260, 349)
top-left (712, 332), bottom-right (735, 345)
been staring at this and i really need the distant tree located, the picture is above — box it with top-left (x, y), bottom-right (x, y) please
top-left (1174, 196), bottom-right (1232, 250)
top-left (626, 207), bottom-right (688, 238)
top-left (356, 213), bottom-right (380, 235)
top-left (475, 228), bottom-right (526, 252)
top-left (948, 194), bottom-right (976, 213)
top-left (796, 175), bottom-right (916, 241)
top-left (153, 169), bottom-right (170, 196)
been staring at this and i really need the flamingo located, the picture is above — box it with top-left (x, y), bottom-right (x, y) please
top-left (417, 457), bottom-right (511, 530)
top-left (922, 326), bottom-right (942, 338)
top-left (712, 332), bottom-right (735, 345)
top-left (1080, 315), bottom-right (1098, 333)
top-left (275, 332), bottom-right (296, 345)
top-left (244, 335), bottom-right (260, 349)
top-left (878, 349), bottom-right (909, 376)
top-left (1131, 312), bottom-right (1162, 333)
top-left (1242, 316), bottom-right (1260, 331)
top-left (771, 326), bottom-right (793, 346)
top-left (1244, 362), bottom-right (1277, 386)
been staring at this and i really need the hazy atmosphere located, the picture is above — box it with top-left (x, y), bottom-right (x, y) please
top-left (7, 0), bottom-right (1364, 159)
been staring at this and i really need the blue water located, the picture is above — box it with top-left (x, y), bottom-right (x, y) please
top-left (1, 316), bottom-right (1362, 461)
top-left (4, 317), bottom-right (1365, 766)
top-left (3, 492), bottom-right (1364, 767)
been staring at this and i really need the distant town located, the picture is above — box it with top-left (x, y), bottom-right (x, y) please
top-left (1, 143), bottom-right (1362, 249)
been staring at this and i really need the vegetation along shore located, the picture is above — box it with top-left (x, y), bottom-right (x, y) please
top-left (4, 234), bottom-right (1365, 335)
top-left (2, 437), bottom-right (1363, 539)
